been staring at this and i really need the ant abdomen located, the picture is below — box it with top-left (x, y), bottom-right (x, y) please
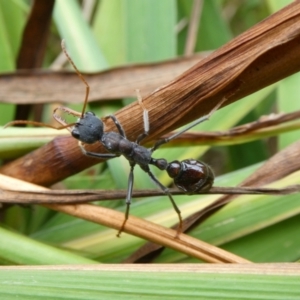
top-left (167, 159), bottom-right (214, 194)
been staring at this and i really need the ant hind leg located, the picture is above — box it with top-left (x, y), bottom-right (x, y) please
top-left (151, 96), bottom-right (229, 152)
top-left (141, 164), bottom-right (183, 237)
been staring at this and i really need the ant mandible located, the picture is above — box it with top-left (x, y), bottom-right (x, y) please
top-left (6, 40), bottom-right (230, 237)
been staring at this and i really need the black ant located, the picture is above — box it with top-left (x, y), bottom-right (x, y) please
top-left (6, 40), bottom-right (230, 237)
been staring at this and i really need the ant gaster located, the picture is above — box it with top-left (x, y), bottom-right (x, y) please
top-left (6, 40), bottom-right (229, 237)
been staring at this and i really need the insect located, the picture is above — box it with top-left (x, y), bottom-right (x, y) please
top-left (6, 40), bottom-right (229, 237)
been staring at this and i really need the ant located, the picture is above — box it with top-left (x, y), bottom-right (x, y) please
top-left (6, 40), bottom-right (230, 237)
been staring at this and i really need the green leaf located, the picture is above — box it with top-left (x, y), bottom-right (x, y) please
top-left (0, 268), bottom-right (299, 300)
top-left (0, 226), bottom-right (97, 265)
top-left (123, 0), bottom-right (177, 62)
top-left (53, 0), bottom-right (108, 71)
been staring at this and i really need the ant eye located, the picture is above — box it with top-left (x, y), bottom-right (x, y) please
top-left (72, 130), bottom-right (80, 139)
top-left (86, 111), bottom-right (95, 116)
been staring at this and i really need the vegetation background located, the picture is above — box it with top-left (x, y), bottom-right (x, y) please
top-left (0, 0), bottom-right (299, 299)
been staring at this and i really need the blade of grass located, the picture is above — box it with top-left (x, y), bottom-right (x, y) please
top-left (53, 0), bottom-right (108, 71)
top-left (0, 266), bottom-right (299, 300)
top-left (0, 226), bottom-right (97, 265)
top-left (92, 0), bottom-right (125, 66)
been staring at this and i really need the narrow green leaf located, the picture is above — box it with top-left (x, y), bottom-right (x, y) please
top-left (0, 226), bottom-right (97, 265)
top-left (277, 73), bottom-right (300, 149)
top-left (123, 0), bottom-right (177, 62)
top-left (92, 0), bottom-right (125, 66)
top-left (53, 0), bottom-right (108, 71)
top-left (0, 269), bottom-right (299, 300)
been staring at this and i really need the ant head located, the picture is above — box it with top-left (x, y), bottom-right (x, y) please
top-left (5, 41), bottom-right (95, 139)
top-left (71, 111), bottom-right (104, 144)
top-left (59, 41), bottom-right (103, 144)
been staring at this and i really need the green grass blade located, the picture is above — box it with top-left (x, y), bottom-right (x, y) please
top-left (0, 268), bottom-right (299, 300)
top-left (53, 0), bottom-right (108, 71)
top-left (0, 226), bottom-right (97, 265)
top-left (92, 0), bottom-right (125, 65)
top-left (123, 0), bottom-right (177, 62)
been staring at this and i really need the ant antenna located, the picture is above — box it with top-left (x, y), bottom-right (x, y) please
top-left (4, 41), bottom-right (90, 130)
top-left (61, 40), bottom-right (90, 118)
top-left (3, 120), bottom-right (74, 130)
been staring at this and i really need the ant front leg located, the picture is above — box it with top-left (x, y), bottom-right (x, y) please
top-left (103, 115), bottom-right (127, 138)
top-left (104, 90), bottom-right (149, 144)
top-left (78, 142), bottom-right (118, 159)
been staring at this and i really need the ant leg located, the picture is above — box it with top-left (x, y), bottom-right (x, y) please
top-left (103, 115), bottom-right (127, 138)
top-left (78, 142), bottom-right (118, 159)
top-left (117, 162), bottom-right (135, 237)
top-left (4, 119), bottom-right (76, 131)
top-left (151, 96), bottom-right (228, 152)
top-left (135, 89), bottom-right (150, 144)
top-left (141, 165), bottom-right (183, 236)
top-left (103, 90), bottom-right (149, 143)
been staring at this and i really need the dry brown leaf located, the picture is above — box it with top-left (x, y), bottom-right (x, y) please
top-left (0, 174), bottom-right (249, 263)
top-left (163, 109), bottom-right (300, 146)
top-left (14, 0), bottom-right (55, 121)
top-left (1, 183), bottom-right (299, 204)
top-left (0, 54), bottom-right (207, 104)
